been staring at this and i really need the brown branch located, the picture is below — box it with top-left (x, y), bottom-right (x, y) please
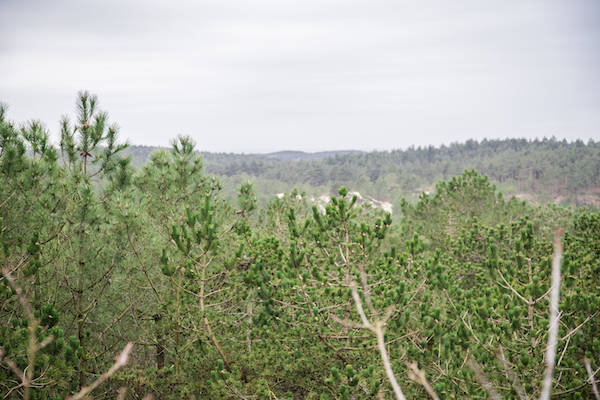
top-left (444, 289), bottom-right (480, 345)
top-left (98, 303), bottom-right (135, 340)
top-left (331, 279), bottom-right (410, 400)
top-left (352, 283), bottom-right (407, 400)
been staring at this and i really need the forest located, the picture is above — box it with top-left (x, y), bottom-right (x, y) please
top-left (122, 137), bottom-right (600, 209)
top-left (1, 93), bottom-right (599, 399)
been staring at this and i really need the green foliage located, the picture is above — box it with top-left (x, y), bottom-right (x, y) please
top-left (1, 96), bottom-right (598, 399)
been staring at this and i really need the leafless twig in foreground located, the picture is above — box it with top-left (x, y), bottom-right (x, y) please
top-left (332, 282), bottom-right (408, 400)
top-left (467, 358), bottom-right (503, 400)
top-left (1, 268), bottom-right (54, 400)
top-left (67, 342), bottom-right (133, 400)
top-left (406, 361), bottom-right (440, 400)
top-left (585, 358), bottom-right (600, 400)
top-left (539, 230), bottom-right (563, 400)
top-left (116, 387), bottom-right (128, 400)
top-left (2, 268), bottom-right (33, 320)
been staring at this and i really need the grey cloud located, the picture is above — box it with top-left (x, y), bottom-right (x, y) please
top-left (1, 0), bottom-right (599, 152)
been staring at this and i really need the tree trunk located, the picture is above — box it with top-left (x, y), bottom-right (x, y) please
top-left (154, 314), bottom-right (165, 369)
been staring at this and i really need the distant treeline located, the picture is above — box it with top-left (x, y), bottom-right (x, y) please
top-left (123, 138), bottom-right (600, 207)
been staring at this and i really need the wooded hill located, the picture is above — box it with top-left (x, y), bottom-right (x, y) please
top-left (122, 138), bottom-right (600, 209)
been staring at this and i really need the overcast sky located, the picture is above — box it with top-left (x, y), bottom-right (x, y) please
top-left (1, 0), bottom-right (599, 152)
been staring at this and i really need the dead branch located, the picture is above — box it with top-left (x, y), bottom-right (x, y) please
top-left (67, 342), bottom-right (133, 400)
top-left (406, 361), bottom-right (440, 400)
top-left (585, 358), bottom-right (600, 400)
top-left (0, 348), bottom-right (25, 383)
top-left (467, 357), bottom-right (503, 400)
top-left (348, 282), bottom-right (408, 400)
top-left (116, 387), bottom-right (128, 400)
top-left (1, 269), bottom-right (55, 400)
top-left (2, 268), bottom-right (33, 320)
top-left (539, 230), bottom-right (563, 400)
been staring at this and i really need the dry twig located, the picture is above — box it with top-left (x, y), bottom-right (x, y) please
top-left (539, 230), bottom-right (563, 400)
top-left (585, 358), bottom-right (600, 400)
top-left (467, 357), bottom-right (503, 400)
top-left (1, 268), bottom-right (54, 400)
top-left (406, 361), bottom-right (440, 400)
top-left (67, 342), bottom-right (133, 400)
top-left (332, 281), bottom-right (409, 400)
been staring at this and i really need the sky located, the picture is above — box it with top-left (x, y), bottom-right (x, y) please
top-left (1, 0), bottom-right (599, 153)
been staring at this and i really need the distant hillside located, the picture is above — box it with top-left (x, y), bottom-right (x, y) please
top-left (264, 150), bottom-right (364, 162)
top-left (122, 146), bottom-right (363, 165)
top-left (122, 138), bottom-right (600, 208)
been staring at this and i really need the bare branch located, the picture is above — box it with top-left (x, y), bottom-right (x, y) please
top-left (328, 313), bottom-right (365, 330)
top-left (467, 358), bottom-right (503, 400)
top-left (383, 305), bottom-right (396, 324)
top-left (36, 336), bottom-right (55, 352)
top-left (444, 290), bottom-right (480, 345)
top-left (585, 358), bottom-right (600, 400)
top-left (539, 230), bottom-right (563, 400)
top-left (1, 269), bottom-right (55, 400)
top-left (0, 347), bottom-right (25, 383)
top-left (497, 346), bottom-right (528, 400)
top-left (331, 282), bottom-right (409, 400)
top-left (358, 264), bottom-right (376, 316)
top-left (560, 312), bottom-right (597, 342)
top-left (496, 269), bottom-right (529, 305)
top-left (406, 361), bottom-right (440, 400)
top-left (116, 387), bottom-right (128, 400)
top-left (2, 268), bottom-right (33, 320)
top-left (350, 283), bottom-right (374, 331)
top-left (199, 256), bottom-right (232, 372)
top-left (67, 342), bottom-right (133, 400)
top-left (374, 321), bottom-right (406, 400)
